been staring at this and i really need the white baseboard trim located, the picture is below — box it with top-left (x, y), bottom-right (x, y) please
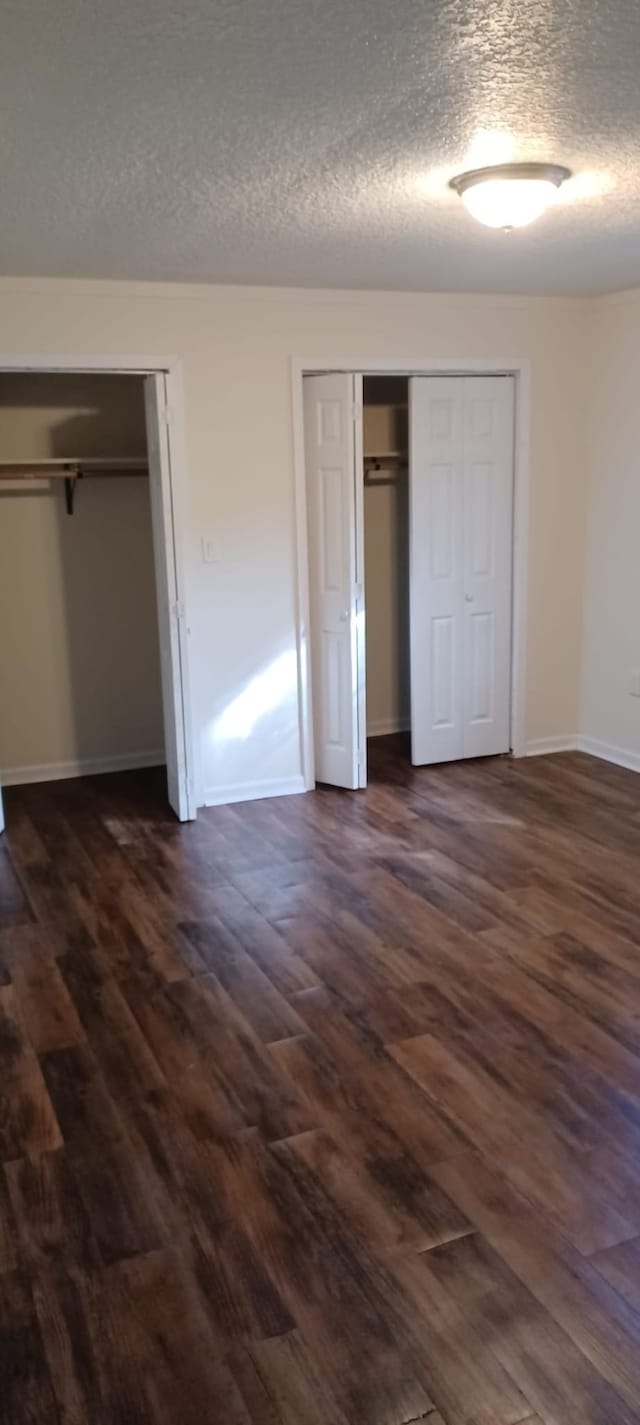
top-left (576, 735), bottom-right (640, 774)
top-left (203, 774), bottom-right (307, 808)
top-left (1, 750), bottom-right (165, 786)
top-left (525, 733), bottom-right (640, 774)
top-left (525, 735), bottom-right (579, 756)
top-left (367, 717), bottom-right (410, 737)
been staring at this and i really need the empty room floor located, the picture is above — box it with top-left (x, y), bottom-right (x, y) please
top-left (2, 741), bottom-right (640, 1423)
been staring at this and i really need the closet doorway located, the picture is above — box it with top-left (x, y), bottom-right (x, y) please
top-left (299, 361), bottom-right (526, 791)
top-left (0, 359), bottom-right (195, 827)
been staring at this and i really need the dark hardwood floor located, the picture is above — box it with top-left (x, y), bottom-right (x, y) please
top-left (2, 736), bottom-right (640, 1423)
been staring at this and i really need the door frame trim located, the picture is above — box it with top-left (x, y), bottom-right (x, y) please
top-left (291, 356), bottom-right (531, 790)
top-left (0, 352), bottom-right (197, 818)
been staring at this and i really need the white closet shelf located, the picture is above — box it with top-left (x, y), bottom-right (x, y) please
top-left (0, 457), bottom-right (148, 478)
top-left (363, 449), bottom-right (407, 460)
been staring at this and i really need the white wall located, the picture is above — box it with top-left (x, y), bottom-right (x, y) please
top-left (0, 280), bottom-right (591, 803)
top-left (0, 372), bottom-right (147, 459)
top-left (580, 293), bottom-right (640, 767)
top-left (0, 372), bottom-right (164, 779)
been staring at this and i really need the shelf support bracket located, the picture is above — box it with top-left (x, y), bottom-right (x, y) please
top-left (64, 464), bottom-right (82, 515)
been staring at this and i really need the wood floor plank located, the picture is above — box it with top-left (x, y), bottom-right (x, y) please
top-left (590, 1237), bottom-right (640, 1315)
top-left (0, 986), bottom-right (62, 1162)
top-left (57, 943), bottom-right (166, 1101)
top-left (206, 1132), bottom-right (435, 1425)
top-left (0, 844), bottom-right (32, 930)
top-left (6, 1149), bottom-right (102, 1274)
top-left (391, 1032), bottom-right (636, 1253)
top-left (286, 989), bottom-right (464, 1165)
top-left (35, 1249), bottom-right (255, 1425)
top-left (209, 884), bottom-right (321, 996)
top-left (431, 1152), bottom-right (640, 1414)
top-left (183, 1137), bottom-right (295, 1343)
top-left (121, 976), bottom-right (248, 1139)
top-left (468, 951), bottom-right (640, 1109)
top-left (1, 926), bottom-right (85, 1055)
top-left (279, 1127), bottom-right (471, 1256)
top-left (349, 864), bottom-right (500, 977)
top-left (38, 1048), bottom-right (170, 1264)
top-left (243, 1330), bottom-right (352, 1425)
top-left (163, 973), bottom-right (313, 1142)
top-left (499, 928), bottom-right (640, 1054)
top-left (270, 1029), bottom-right (464, 1212)
top-left (179, 917), bottom-right (307, 1043)
top-left (280, 914), bottom-right (421, 1042)
top-left (423, 1232), bottom-right (640, 1425)
top-left (0, 1268), bottom-right (60, 1423)
top-left (29, 1262), bottom-right (108, 1425)
top-left (95, 1247), bottom-right (256, 1424)
top-left (0, 1167), bottom-right (21, 1276)
top-left (392, 960), bottom-right (640, 1162)
top-left (384, 1248), bottom-right (534, 1425)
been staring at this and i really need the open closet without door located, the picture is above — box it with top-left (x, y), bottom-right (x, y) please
top-left (0, 367), bottom-right (194, 832)
top-left (303, 369), bottom-right (516, 789)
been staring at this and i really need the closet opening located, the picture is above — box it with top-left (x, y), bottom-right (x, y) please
top-left (362, 376), bottom-right (411, 764)
top-left (301, 363), bottom-right (522, 793)
top-left (0, 365), bottom-right (194, 830)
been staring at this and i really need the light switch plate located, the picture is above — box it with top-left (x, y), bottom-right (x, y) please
top-left (628, 669), bottom-right (640, 697)
top-left (201, 536), bottom-right (220, 564)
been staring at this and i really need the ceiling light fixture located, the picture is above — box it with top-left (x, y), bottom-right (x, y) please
top-left (450, 162), bottom-right (571, 229)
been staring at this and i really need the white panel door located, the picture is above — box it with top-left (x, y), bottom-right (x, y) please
top-left (409, 375), bottom-right (514, 765)
top-left (144, 373), bottom-right (194, 821)
top-left (409, 378), bottom-right (465, 765)
top-left (304, 373), bottom-right (365, 788)
top-left (462, 377), bottom-right (514, 757)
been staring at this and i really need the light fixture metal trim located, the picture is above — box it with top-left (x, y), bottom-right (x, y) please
top-left (449, 161), bottom-right (571, 197)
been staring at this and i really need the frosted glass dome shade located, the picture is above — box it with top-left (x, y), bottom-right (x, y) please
top-left (450, 163), bottom-right (571, 229)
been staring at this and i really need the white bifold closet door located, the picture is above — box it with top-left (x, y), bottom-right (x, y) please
top-left (144, 373), bottom-right (194, 821)
top-left (304, 373), bottom-right (366, 789)
top-left (409, 375), bottom-right (514, 766)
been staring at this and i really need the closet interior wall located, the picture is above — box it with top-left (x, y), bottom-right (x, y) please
top-left (0, 373), bottom-right (164, 783)
top-left (363, 376), bottom-right (410, 740)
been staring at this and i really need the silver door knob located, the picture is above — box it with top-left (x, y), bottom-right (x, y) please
top-left (464, 593), bottom-right (474, 603)
top-left (340, 611), bottom-right (350, 622)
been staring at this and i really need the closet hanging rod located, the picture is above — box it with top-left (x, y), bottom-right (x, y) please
top-left (0, 457), bottom-right (149, 515)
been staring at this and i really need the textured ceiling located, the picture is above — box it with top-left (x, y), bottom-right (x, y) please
top-left (2, 0), bottom-right (640, 294)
